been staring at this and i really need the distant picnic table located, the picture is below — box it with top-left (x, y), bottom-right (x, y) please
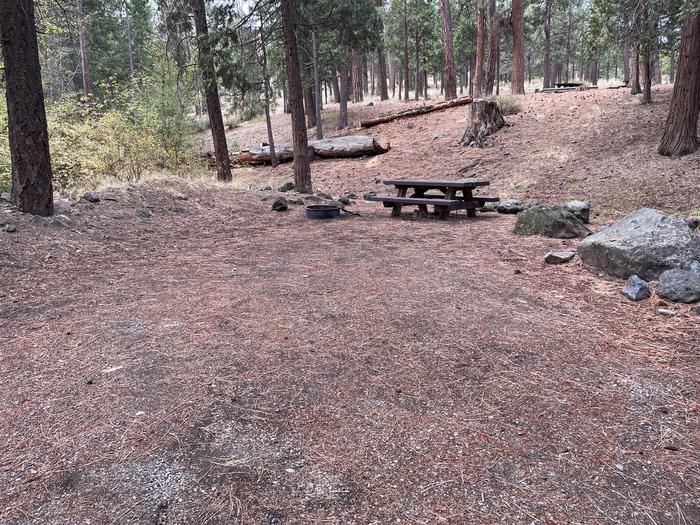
top-left (367, 179), bottom-right (499, 219)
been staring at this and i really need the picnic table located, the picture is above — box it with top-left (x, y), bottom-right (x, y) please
top-left (367, 179), bottom-right (499, 219)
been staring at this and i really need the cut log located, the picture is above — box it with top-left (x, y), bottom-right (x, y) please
top-left (459, 100), bottom-right (505, 148)
top-left (359, 96), bottom-right (473, 128)
top-left (232, 135), bottom-right (390, 165)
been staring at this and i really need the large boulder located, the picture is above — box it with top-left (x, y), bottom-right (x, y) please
top-left (577, 208), bottom-right (700, 280)
top-left (514, 205), bottom-right (591, 239)
top-left (656, 269), bottom-right (700, 303)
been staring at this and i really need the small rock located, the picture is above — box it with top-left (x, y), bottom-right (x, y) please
top-left (515, 205), bottom-right (591, 239)
top-left (83, 191), bottom-right (101, 203)
top-left (479, 201), bottom-right (499, 212)
top-left (278, 181), bottom-right (294, 192)
top-left (367, 101), bottom-right (374, 107)
top-left (285, 468), bottom-right (296, 474)
top-left (363, 191), bottom-right (377, 201)
top-left (137, 209), bottom-right (152, 219)
top-left (657, 308), bottom-right (677, 317)
top-left (53, 198), bottom-right (74, 215)
top-left (338, 196), bottom-right (351, 205)
top-left (544, 250), bottom-right (576, 264)
top-left (657, 268), bottom-right (700, 303)
top-left (51, 214), bottom-right (73, 227)
top-left (497, 199), bottom-right (523, 214)
top-left (287, 198), bottom-right (304, 205)
top-left (4, 223), bottom-right (16, 233)
top-left (0, 192), bottom-right (11, 202)
top-left (615, 463), bottom-right (624, 472)
top-left (261, 186), bottom-right (273, 191)
top-left (431, 134), bottom-right (440, 140)
top-left (564, 200), bottom-right (591, 224)
top-left (622, 275), bottom-right (651, 301)
top-left (272, 196), bottom-right (288, 211)
top-left (406, 122), bottom-right (416, 129)
top-left (172, 207), bottom-right (186, 214)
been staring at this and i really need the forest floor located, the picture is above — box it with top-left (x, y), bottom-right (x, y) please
top-left (2, 85), bottom-right (700, 525)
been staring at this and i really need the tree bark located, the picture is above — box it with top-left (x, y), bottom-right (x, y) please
top-left (415, 29), bottom-right (421, 100)
top-left (338, 53), bottom-right (350, 128)
top-left (76, 0), bottom-right (92, 96)
top-left (402, 0), bottom-right (410, 101)
top-left (352, 49), bottom-right (364, 102)
top-left (439, 0), bottom-right (457, 99)
top-left (280, 0), bottom-right (311, 192)
top-left (630, 43), bottom-right (641, 94)
top-left (640, 52), bottom-right (651, 103)
top-left (460, 100), bottom-right (505, 147)
top-left (0, 0), bottom-right (54, 215)
top-left (304, 59), bottom-right (317, 129)
top-left (485, 0), bottom-right (497, 95)
top-left (511, 0), bottom-right (525, 94)
top-left (543, 0), bottom-right (552, 89)
top-left (312, 32), bottom-right (323, 140)
top-left (192, 0), bottom-right (231, 182)
top-left (259, 23), bottom-right (277, 167)
top-left (658, 9), bottom-right (700, 158)
top-left (623, 40), bottom-right (630, 83)
top-left (474, 0), bottom-right (486, 98)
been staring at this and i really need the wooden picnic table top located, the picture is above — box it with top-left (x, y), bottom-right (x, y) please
top-left (382, 179), bottom-right (490, 188)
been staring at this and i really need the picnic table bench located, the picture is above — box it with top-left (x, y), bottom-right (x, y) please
top-left (367, 179), bottom-right (499, 219)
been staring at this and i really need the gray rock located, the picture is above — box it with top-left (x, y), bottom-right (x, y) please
top-left (278, 181), bottom-right (295, 192)
top-left (497, 199), bottom-right (523, 214)
top-left (657, 308), bottom-right (677, 317)
top-left (287, 197), bottom-right (304, 205)
top-left (621, 275), bottom-right (651, 301)
top-left (4, 223), bottom-right (16, 233)
top-left (303, 195), bottom-right (325, 203)
top-left (544, 250), bottom-right (576, 264)
top-left (515, 205), bottom-right (591, 239)
top-left (137, 209), bottom-right (152, 219)
top-left (51, 214), bottom-right (73, 227)
top-left (0, 192), bottom-right (11, 202)
top-left (406, 122), bottom-right (416, 129)
top-left (480, 201), bottom-right (499, 212)
top-left (577, 208), bottom-right (700, 280)
top-left (656, 269), bottom-right (700, 303)
top-left (261, 186), bottom-right (273, 191)
top-left (83, 191), bottom-right (101, 203)
top-left (363, 191), bottom-right (377, 201)
top-left (54, 198), bottom-right (74, 214)
top-left (564, 200), bottom-right (591, 224)
top-left (272, 196), bottom-right (288, 211)
top-left (689, 260), bottom-right (700, 277)
top-left (338, 196), bottom-right (351, 205)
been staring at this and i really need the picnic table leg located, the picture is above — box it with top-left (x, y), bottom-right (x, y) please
top-left (463, 188), bottom-right (477, 218)
top-left (391, 187), bottom-right (407, 217)
top-left (437, 188), bottom-right (455, 219)
top-left (412, 188), bottom-right (429, 218)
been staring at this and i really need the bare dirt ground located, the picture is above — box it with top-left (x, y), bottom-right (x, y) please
top-left (2, 86), bottom-right (700, 524)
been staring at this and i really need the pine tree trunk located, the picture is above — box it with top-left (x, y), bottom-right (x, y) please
top-left (630, 44), bottom-right (641, 94)
top-left (260, 25), bottom-right (277, 167)
top-left (474, 0), bottom-right (486, 97)
top-left (658, 9), bottom-right (700, 158)
top-left (485, 0), bottom-right (497, 95)
top-left (402, 0), bottom-right (410, 101)
top-left (0, 0), bottom-right (54, 216)
top-left (192, 0), bottom-right (231, 182)
top-left (280, 0), bottom-right (311, 192)
top-left (312, 32), bottom-right (323, 140)
top-left (511, 0), bottom-right (525, 94)
top-left (352, 49), bottom-right (364, 102)
top-left (304, 59), bottom-right (317, 128)
top-left (623, 41), bottom-right (630, 83)
top-left (439, 0), bottom-right (457, 99)
top-left (640, 52), bottom-right (652, 103)
top-left (76, 0), bottom-right (92, 96)
top-left (543, 0), bottom-right (552, 89)
top-left (339, 51), bottom-right (350, 128)
top-left (415, 31), bottom-right (421, 101)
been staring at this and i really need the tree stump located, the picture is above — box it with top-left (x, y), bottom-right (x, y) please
top-left (459, 100), bottom-right (505, 148)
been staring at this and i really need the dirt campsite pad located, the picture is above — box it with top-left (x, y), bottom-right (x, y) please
top-left (2, 86), bottom-right (700, 524)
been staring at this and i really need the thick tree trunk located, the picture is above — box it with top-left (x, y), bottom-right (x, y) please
top-left (543, 0), bottom-right (552, 89)
top-left (352, 49), bottom-right (364, 102)
top-left (475, 0), bottom-right (486, 98)
top-left (460, 100), bottom-right (505, 147)
top-left (629, 43), bottom-right (641, 94)
top-left (304, 59), bottom-right (317, 129)
top-left (280, 0), bottom-right (311, 192)
top-left (339, 52), bottom-right (350, 129)
top-left (312, 32), bottom-right (323, 140)
top-left (623, 41), bottom-right (630, 83)
top-left (332, 74), bottom-right (341, 103)
top-left (485, 0), bottom-right (497, 95)
top-left (439, 0), bottom-right (457, 99)
top-left (511, 0), bottom-right (525, 94)
top-left (415, 31), bottom-right (421, 101)
top-left (76, 0), bottom-right (92, 96)
top-left (658, 10), bottom-right (700, 158)
top-left (0, 0), bottom-right (54, 215)
top-left (640, 52), bottom-right (652, 103)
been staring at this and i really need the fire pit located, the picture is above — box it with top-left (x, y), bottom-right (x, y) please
top-left (305, 203), bottom-right (341, 220)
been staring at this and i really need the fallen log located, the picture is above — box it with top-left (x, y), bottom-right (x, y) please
top-left (359, 96), bottom-right (473, 128)
top-left (232, 135), bottom-right (390, 165)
